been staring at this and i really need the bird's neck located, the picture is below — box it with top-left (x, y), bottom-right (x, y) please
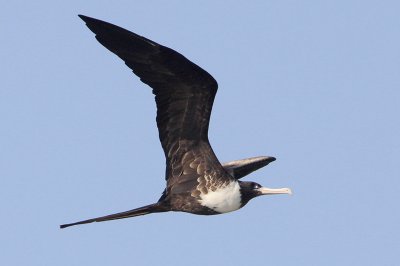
top-left (198, 181), bottom-right (242, 213)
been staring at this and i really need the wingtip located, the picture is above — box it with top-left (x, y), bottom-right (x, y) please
top-left (255, 156), bottom-right (276, 163)
top-left (78, 14), bottom-right (100, 24)
top-left (78, 14), bottom-right (91, 22)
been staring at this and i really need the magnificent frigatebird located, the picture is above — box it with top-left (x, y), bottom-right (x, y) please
top-left (60, 15), bottom-right (291, 229)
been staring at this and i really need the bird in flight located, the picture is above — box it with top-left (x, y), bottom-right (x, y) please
top-left (60, 15), bottom-right (291, 229)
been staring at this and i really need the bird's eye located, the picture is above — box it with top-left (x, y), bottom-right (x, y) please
top-left (253, 183), bottom-right (261, 189)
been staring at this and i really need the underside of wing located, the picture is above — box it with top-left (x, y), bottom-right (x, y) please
top-left (222, 156), bottom-right (276, 179)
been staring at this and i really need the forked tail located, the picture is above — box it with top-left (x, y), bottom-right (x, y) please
top-left (60, 203), bottom-right (166, 229)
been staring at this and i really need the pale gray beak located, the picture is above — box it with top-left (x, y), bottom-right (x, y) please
top-left (258, 187), bottom-right (292, 195)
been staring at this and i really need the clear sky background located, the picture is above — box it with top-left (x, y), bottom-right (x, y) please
top-left (1, 1), bottom-right (399, 265)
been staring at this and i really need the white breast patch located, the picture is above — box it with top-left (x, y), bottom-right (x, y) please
top-left (199, 181), bottom-right (242, 213)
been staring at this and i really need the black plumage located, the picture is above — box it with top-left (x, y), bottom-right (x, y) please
top-left (60, 15), bottom-right (290, 229)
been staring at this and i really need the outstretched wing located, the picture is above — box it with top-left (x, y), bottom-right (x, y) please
top-left (79, 15), bottom-right (230, 188)
top-left (222, 156), bottom-right (276, 179)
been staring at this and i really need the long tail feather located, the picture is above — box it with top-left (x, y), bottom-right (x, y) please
top-left (60, 203), bottom-right (165, 229)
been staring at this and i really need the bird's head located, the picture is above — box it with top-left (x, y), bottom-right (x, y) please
top-left (239, 181), bottom-right (292, 206)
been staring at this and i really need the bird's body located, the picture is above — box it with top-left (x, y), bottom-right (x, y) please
top-left (60, 15), bottom-right (291, 229)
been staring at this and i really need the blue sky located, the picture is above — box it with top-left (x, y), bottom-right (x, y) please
top-left (1, 1), bottom-right (399, 265)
